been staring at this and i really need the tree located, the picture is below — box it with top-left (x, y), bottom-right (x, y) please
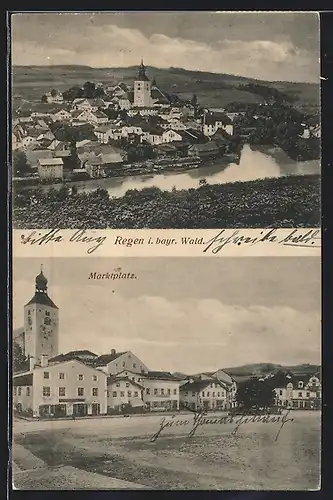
top-left (62, 86), bottom-right (84, 102)
top-left (236, 377), bottom-right (275, 411)
top-left (13, 151), bottom-right (32, 177)
top-left (83, 81), bottom-right (96, 99)
top-left (41, 94), bottom-right (48, 103)
top-left (13, 342), bottom-right (28, 372)
top-left (191, 94), bottom-right (198, 108)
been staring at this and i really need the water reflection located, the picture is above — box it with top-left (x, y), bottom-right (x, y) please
top-left (75, 144), bottom-right (320, 199)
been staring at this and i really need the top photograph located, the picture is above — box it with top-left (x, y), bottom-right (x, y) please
top-left (10, 11), bottom-right (320, 229)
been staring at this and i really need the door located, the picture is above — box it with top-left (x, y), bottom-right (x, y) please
top-left (92, 403), bottom-right (100, 416)
top-left (73, 403), bottom-right (88, 417)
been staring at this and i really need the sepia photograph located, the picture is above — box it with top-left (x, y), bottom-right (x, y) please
top-left (10, 11), bottom-right (320, 229)
top-left (12, 257), bottom-right (321, 490)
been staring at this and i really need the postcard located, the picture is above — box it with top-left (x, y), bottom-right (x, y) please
top-left (9, 10), bottom-right (322, 492)
top-left (12, 257), bottom-right (321, 490)
top-left (10, 11), bottom-right (320, 229)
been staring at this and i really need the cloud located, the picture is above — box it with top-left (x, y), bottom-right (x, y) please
top-left (11, 23), bottom-right (318, 82)
top-left (13, 280), bottom-right (321, 373)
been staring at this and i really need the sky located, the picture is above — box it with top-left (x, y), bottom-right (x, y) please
top-left (12, 257), bottom-right (321, 373)
top-left (11, 12), bottom-right (320, 82)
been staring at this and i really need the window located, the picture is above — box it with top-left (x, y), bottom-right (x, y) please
top-left (126, 383), bottom-right (130, 388)
top-left (173, 389), bottom-right (177, 395)
top-left (26, 387), bottom-right (30, 396)
top-left (168, 389), bottom-right (171, 395)
top-left (28, 310), bottom-right (31, 315)
top-left (116, 383), bottom-right (120, 388)
top-left (132, 377), bottom-right (135, 381)
top-left (154, 389), bottom-right (158, 395)
top-left (122, 362), bottom-right (125, 367)
top-left (316, 392), bottom-right (320, 398)
top-left (298, 392), bottom-right (303, 397)
top-left (107, 391), bottom-right (109, 397)
top-left (146, 388), bottom-right (150, 395)
top-left (43, 372), bottom-right (49, 379)
top-left (78, 374), bottom-right (84, 381)
top-left (59, 373), bottom-right (65, 380)
top-left (298, 381), bottom-right (304, 388)
top-left (161, 389), bottom-right (164, 395)
top-left (202, 392), bottom-right (205, 397)
top-left (14, 387), bottom-right (17, 396)
top-left (133, 363), bottom-right (136, 369)
top-left (207, 392), bottom-right (210, 397)
top-left (92, 388), bottom-right (98, 397)
top-left (217, 392), bottom-right (220, 397)
top-left (45, 311), bottom-right (50, 317)
top-left (59, 387), bottom-right (66, 397)
top-left (43, 387), bottom-right (50, 397)
top-left (134, 391), bottom-right (138, 397)
top-left (120, 391), bottom-right (125, 397)
top-left (138, 378), bottom-right (141, 382)
top-left (112, 391), bottom-right (117, 397)
top-left (306, 392), bottom-right (310, 397)
top-left (279, 390), bottom-right (283, 396)
top-left (78, 387), bottom-right (84, 397)
top-left (93, 375), bottom-right (98, 382)
top-left (212, 392), bottom-right (215, 397)
top-left (18, 387), bottom-right (21, 396)
top-left (192, 392), bottom-right (196, 397)
top-left (128, 391), bottom-right (132, 397)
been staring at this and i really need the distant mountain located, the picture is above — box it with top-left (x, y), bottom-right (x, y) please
top-left (222, 363), bottom-right (320, 382)
top-left (12, 65), bottom-right (319, 109)
top-left (172, 364), bottom-right (320, 383)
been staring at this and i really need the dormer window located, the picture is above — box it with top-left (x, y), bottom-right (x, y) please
top-left (298, 381), bottom-right (304, 389)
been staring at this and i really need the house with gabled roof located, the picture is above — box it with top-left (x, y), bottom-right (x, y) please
top-left (107, 375), bottom-right (145, 411)
top-left (274, 372), bottom-right (321, 410)
top-left (92, 349), bottom-right (149, 375)
top-left (180, 377), bottom-right (230, 411)
top-left (13, 357), bottom-right (107, 418)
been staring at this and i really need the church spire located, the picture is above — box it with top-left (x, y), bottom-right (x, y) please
top-left (138, 58), bottom-right (149, 80)
top-left (35, 266), bottom-right (48, 293)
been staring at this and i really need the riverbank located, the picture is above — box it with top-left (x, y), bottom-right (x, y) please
top-left (13, 173), bottom-right (320, 229)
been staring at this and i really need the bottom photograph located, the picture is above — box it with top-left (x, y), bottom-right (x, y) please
top-left (12, 257), bottom-right (321, 491)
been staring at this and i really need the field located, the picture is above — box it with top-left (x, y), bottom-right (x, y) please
top-left (12, 65), bottom-right (320, 110)
top-left (13, 411), bottom-right (320, 490)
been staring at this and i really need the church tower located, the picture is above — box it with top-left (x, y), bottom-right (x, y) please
top-left (134, 58), bottom-right (151, 107)
top-left (23, 267), bottom-right (59, 363)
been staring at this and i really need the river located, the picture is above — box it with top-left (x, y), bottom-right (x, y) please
top-left (63, 144), bottom-right (321, 198)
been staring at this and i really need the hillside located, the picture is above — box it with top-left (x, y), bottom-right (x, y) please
top-left (12, 65), bottom-right (319, 110)
top-left (222, 363), bottom-right (321, 383)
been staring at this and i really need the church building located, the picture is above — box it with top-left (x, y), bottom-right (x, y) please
top-left (133, 59), bottom-right (152, 108)
top-left (17, 268), bottom-right (59, 364)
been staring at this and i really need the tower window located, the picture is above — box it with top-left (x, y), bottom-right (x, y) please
top-left (45, 311), bottom-right (50, 317)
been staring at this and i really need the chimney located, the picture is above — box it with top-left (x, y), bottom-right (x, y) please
top-left (111, 349), bottom-right (116, 356)
top-left (40, 354), bottom-right (48, 368)
top-left (29, 356), bottom-right (35, 371)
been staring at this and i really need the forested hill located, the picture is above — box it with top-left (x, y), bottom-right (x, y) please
top-left (12, 64), bottom-right (319, 109)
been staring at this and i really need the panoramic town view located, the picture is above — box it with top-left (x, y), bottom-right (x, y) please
top-left (12, 257), bottom-right (321, 490)
top-left (11, 12), bottom-right (320, 229)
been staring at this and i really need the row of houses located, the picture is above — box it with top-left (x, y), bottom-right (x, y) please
top-left (13, 349), bottom-right (238, 418)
